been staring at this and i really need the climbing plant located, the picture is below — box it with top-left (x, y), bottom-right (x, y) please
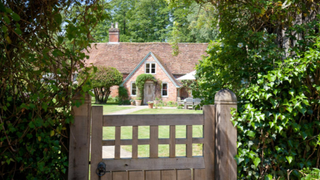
top-left (135, 74), bottom-right (157, 99)
top-left (0, 1), bottom-right (106, 179)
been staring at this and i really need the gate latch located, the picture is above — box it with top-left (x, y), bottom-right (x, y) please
top-left (96, 162), bottom-right (107, 177)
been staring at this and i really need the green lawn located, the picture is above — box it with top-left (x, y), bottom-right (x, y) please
top-left (92, 104), bottom-right (134, 114)
top-left (129, 108), bottom-right (203, 114)
top-left (103, 125), bottom-right (203, 157)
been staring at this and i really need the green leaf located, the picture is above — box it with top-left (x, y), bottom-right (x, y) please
top-left (247, 130), bottom-right (256, 137)
top-left (15, 27), bottom-right (22, 35)
top-left (11, 12), bottom-right (20, 21)
top-left (3, 15), bottom-right (10, 24)
top-left (2, 25), bottom-right (7, 33)
top-left (265, 174), bottom-right (273, 180)
top-left (54, 13), bottom-right (62, 24)
top-left (0, 2), bottom-right (5, 12)
top-left (253, 157), bottom-right (261, 167)
top-left (286, 156), bottom-right (293, 164)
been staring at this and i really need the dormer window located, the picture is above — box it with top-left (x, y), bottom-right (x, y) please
top-left (146, 62), bottom-right (156, 74)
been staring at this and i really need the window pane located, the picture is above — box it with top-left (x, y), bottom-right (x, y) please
top-left (146, 63), bottom-right (150, 73)
top-left (162, 83), bottom-right (168, 96)
top-left (151, 63), bottom-right (156, 73)
top-left (132, 83), bottom-right (136, 95)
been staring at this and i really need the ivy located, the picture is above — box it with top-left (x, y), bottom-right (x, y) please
top-left (0, 1), bottom-right (107, 179)
top-left (136, 74), bottom-right (157, 99)
top-left (192, 0), bottom-right (320, 179)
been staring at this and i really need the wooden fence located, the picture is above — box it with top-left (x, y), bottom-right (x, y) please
top-left (68, 89), bottom-right (237, 180)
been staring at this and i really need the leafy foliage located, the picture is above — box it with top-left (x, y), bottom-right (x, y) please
top-left (0, 0), bottom-right (106, 179)
top-left (81, 66), bottom-right (122, 104)
top-left (136, 74), bottom-right (157, 99)
top-left (118, 86), bottom-right (129, 105)
top-left (190, 0), bottom-right (320, 179)
top-left (301, 168), bottom-right (320, 180)
top-left (91, 0), bottom-right (217, 44)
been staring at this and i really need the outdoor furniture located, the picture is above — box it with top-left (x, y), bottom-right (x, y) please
top-left (184, 97), bottom-right (194, 109)
top-left (183, 97), bottom-right (203, 110)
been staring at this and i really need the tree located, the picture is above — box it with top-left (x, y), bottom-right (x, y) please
top-left (87, 66), bottom-right (122, 104)
top-left (0, 0), bottom-right (106, 179)
top-left (188, 0), bottom-right (320, 179)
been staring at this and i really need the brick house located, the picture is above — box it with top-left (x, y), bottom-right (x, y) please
top-left (84, 23), bottom-right (207, 104)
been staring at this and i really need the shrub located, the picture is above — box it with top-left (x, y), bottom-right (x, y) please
top-left (119, 86), bottom-right (129, 104)
top-left (79, 66), bottom-right (122, 104)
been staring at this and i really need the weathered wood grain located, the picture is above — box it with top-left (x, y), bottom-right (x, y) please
top-left (214, 89), bottom-right (237, 180)
top-left (150, 125), bottom-right (158, 158)
top-left (161, 170), bottom-right (176, 180)
top-left (115, 126), bottom-right (121, 159)
top-left (203, 105), bottom-right (215, 180)
top-left (129, 171), bottom-right (144, 180)
top-left (113, 171), bottom-right (128, 180)
top-left (194, 169), bottom-right (206, 180)
top-left (145, 171), bottom-right (160, 180)
top-left (90, 106), bottom-right (103, 180)
top-left (186, 125), bottom-right (192, 158)
top-left (132, 126), bottom-right (138, 159)
top-left (177, 169), bottom-right (192, 180)
top-left (169, 125), bottom-right (175, 158)
top-left (103, 157), bottom-right (205, 171)
top-left (69, 93), bottom-right (91, 180)
top-left (103, 114), bottom-right (203, 126)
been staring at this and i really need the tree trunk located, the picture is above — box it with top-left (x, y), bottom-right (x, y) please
top-left (93, 87), bottom-right (111, 104)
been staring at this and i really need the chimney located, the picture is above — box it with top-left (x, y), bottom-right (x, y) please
top-left (109, 22), bottom-right (120, 44)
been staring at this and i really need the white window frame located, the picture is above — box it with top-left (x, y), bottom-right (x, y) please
top-left (131, 82), bottom-right (137, 96)
top-left (161, 82), bottom-right (168, 97)
top-left (145, 62), bottom-right (156, 74)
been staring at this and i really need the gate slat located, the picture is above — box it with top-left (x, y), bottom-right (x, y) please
top-left (132, 126), bottom-right (138, 159)
top-left (150, 125), bottom-right (158, 158)
top-left (103, 114), bottom-right (203, 126)
top-left (169, 125), bottom-right (175, 158)
top-left (146, 171), bottom-right (160, 180)
top-left (161, 170), bottom-right (176, 180)
top-left (194, 169), bottom-right (206, 180)
top-left (91, 106), bottom-right (103, 180)
top-left (129, 171), bottom-right (144, 180)
top-left (103, 158), bottom-right (205, 171)
top-left (115, 126), bottom-right (121, 159)
top-left (203, 105), bottom-right (215, 180)
top-left (186, 125), bottom-right (192, 158)
top-left (113, 171), bottom-right (127, 180)
top-left (101, 172), bottom-right (112, 180)
top-left (177, 169), bottom-right (191, 180)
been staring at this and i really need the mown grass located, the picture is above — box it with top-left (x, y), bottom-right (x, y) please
top-left (103, 125), bottom-right (203, 157)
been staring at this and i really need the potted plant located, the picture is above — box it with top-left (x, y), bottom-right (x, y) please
top-left (147, 101), bottom-right (154, 109)
top-left (130, 99), bottom-right (135, 105)
top-left (135, 97), bottom-right (142, 106)
top-left (154, 97), bottom-right (160, 105)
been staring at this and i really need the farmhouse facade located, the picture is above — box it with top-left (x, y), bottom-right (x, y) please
top-left (84, 23), bottom-right (208, 103)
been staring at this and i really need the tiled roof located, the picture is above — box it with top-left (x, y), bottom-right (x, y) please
top-left (84, 42), bottom-right (208, 75)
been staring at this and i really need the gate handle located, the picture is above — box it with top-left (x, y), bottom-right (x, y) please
top-left (96, 162), bottom-right (107, 177)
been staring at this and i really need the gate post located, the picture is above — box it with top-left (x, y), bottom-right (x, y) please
top-left (214, 89), bottom-right (237, 180)
top-left (68, 93), bottom-right (91, 180)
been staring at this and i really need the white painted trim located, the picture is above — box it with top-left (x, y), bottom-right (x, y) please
top-left (145, 62), bottom-right (156, 74)
top-left (161, 82), bottom-right (168, 97)
top-left (131, 82), bottom-right (137, 96)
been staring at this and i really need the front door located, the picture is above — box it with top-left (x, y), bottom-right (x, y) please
top-left (143, 82), bottom-right (155, 104)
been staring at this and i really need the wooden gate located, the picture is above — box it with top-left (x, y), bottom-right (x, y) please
top-left (91, 106), bottom-right (215, 180)
top-left (68, 89), bottom-right (237, 180)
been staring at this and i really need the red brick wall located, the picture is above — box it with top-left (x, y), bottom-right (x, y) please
top-left (109, 85), bottom-right (119, 98)
top-left (123, 55), bottom-right (178, 102)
